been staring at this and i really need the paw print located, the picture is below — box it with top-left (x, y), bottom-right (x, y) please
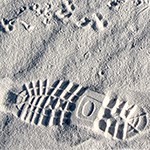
top-left (54, 0), bottom-right (76, 23)
top-left (0, 18), bottom-right (16, 33)
top-left (75, 13), bottom-right (109, 32)
top-left (92, 13), bottom-right (108, 31)
top-left (29, 3), bottom-right (52, 25)
top-left (107, 0), bottom-right (127, 10)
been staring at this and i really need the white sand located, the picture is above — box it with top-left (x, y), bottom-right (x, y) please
top-left (0, 0), bottom-right (150, 149)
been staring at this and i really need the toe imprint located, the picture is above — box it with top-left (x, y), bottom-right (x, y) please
top-left (93, 95), bottom-right (148, 140)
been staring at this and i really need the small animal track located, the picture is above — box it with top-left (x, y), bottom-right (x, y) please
top-left (15, 79), bottom-right (87, 126)
top-left (92, 13), bottom-right (109, 31)
top-left (76, 13), bottom-right (109, 31)
top-left (29, 3), bottom-right (42, 16)
top-left (20, 21), bottom-right (34, 32)
top-left (0, 5), bottom-right (28, 33)
top-left (107, 0), bottom-right (127, 10)
top-left (0, 3), bottom-right (53, 33)
top-left (54, 0), bottom-right (76, 23)
top-left (0, 18), bottom-right (16, 33)
top-left (0, 2), bottom-right (110, 33)
top-left (133, 0), bottom-right (150, 6)
top-left (29, 3), bottom-right (52, 25)
top-left (133, 0), bottom-right (150, 16)
top-left (2, 79), bottom-right (147, 140)
top-left (17, 6), bottom-right (27, 16)
top-left (76, 17), bottom-right (92, 28)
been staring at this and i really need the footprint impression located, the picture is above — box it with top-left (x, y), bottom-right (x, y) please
top-left (0, 5), bottom-right (28, 33)
top-left (107, 0), bottom-right (128, 10)
top-left (0, 79), bottom-right (148, 140)
top-left (29, 3), bottom-right (52, 25)
top-left (54, 0), bottom-right (76, 23)
top-left (76, 12), bottom-right (109, 32)
top-left (0, 1), bottom-right (110, 33)
top-left (0, 18), bottom-right (16, 33)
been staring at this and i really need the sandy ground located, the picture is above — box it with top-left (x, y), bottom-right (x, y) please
top-left (0, 0), bottom-right (150, 150)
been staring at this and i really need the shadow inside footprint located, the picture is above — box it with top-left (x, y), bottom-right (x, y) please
top-left (0, 23), bottom-right (6, 33)
top-left (80, 18), bottom-right (91, 27)
top-left (7, 91), bottom-right (18, 104)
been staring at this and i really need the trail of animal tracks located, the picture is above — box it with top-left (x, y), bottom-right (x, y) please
top-left (0, 0), bottom-right (150, 150)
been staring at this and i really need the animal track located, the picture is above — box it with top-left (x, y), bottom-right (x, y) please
top-left (0, 18), bottom-right (16, 33)
top-left (54, 0), bottom-right (76, 23)
top-left (76, 17), bottom-right (92, 28)
top-left (0, 79), bottom-right (147, 140)
top-left (17, 6), bottom-right (27, 16)
top-left (0, 2), bottom-right (109, 33)
top-left (0, 3), bottom-right (53, 33)
top-left (29, 3), bottom-right (42, 16)
top-left (29, 3), bottom-right (52, 25)
top-left (76, 13), bottom-right (109, 31)
top-left (107, 0), bottom-right (127, 10)
top-left (92, 13), bottom-right (109, 31)
top-left (20, 21), bottom-right (34, 32)
top-left (133, 0), bottom-right (150, 16)
top-left (133, 0), bottom-right (150, 6)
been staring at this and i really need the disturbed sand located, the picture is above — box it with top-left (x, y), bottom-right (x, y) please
top-left (0, 0), bottom-right (150, 150)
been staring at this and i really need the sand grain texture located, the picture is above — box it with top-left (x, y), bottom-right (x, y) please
top-left (0, 0), bottom-right (150, 150)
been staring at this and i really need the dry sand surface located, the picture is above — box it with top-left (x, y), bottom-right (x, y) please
top-left (0, 0), bottom-right (150, 150)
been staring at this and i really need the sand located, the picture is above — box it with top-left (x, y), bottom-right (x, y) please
top-left (0, 0), bottom-right (150, 150)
